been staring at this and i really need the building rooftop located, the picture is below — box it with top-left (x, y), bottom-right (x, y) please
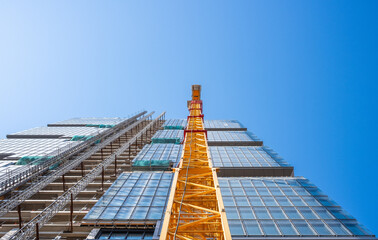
top-left (48, 117), bottom-right (126, 127)
top-left (7, 126), bottom-right (107, 139)
top-left (0, 138), bottom-right (80, 160)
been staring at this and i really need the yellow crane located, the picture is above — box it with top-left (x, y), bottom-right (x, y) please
top-left (160, 85), bottom-right (231, 240)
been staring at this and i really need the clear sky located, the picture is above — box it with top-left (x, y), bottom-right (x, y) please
top-left (0, 0), bottom-right (377, 234)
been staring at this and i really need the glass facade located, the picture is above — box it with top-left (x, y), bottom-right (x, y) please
top-left (7, 126), bottom-right (106, 139)
top-left (151, 130), bottom-right (184, 144)
top-left (207, 131), bottom-right (261, 143)
top-left (0, 138), bottom-right (80, 160)
top-left (95, 229), bottom-right (154, 239)
top-left (162, 119), bottom-right (246, 130)
top-left (162, 119), bottom-right (186, 129)
top-left (48, 117), bottom-right (125, 126)
top-left (132, 144), bottom-right (182, 169)
top-left (84, 172), bottom-right (173, 222)
top-left (204, 120), bottom-right (244, 129)
top-left (10, 117), bottom-right (367, 239)
top-left (218, 177), bottom-right (374, 237)
top-left (209, 146), bottom-right (290, 168)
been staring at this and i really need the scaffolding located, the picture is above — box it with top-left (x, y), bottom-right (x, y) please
top-left (0, 111), bottom-right (147, 197)
top-left (5, 112), bottom-right (166, 240)
top-left (160, 85), bottom-right (231, 240)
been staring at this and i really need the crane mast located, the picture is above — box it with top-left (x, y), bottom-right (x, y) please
top-left (160, 85), bottom-right (231, 239)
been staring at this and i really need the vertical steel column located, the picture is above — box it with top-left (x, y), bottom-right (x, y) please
top-left (81, 162), bottom-right (84, 177)
top-left (70, 193), bottom-right (73, 232)
top-left (114, 155), bottom-right (117, 176)
top-left (17, 205), bottom-right (22, 229)
top-left (101, 166), bottom-right (105, 191)
top-left (62, 174), bottom-right (66, 192)
top-left (35, 223), bottom-right (39, 240)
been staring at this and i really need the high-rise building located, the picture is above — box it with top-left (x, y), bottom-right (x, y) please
top-left (0, 86), bottom-right (375, 240)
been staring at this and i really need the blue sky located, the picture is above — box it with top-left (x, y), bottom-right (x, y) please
top-left (0, 0), bottom-right (377, 234)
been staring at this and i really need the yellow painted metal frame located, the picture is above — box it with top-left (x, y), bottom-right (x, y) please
top-left (160, 85), bottom-right (231, 240)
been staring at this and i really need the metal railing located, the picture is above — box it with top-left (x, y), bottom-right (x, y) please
top-left (0, 111), bottom-right (148, 217)
top-left (7, 112), bottom-right (165, 240)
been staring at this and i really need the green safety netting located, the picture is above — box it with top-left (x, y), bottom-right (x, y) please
top-left (49, 162), bottom-right (61, 170)
top-left (85, 124), bottom-right (115, 128)
top-left (70, 135), bottom-right (94, 141)
top-left (132, 160), bottom-right (171, 170)
top-left (151, 138), bottom-right (181, 144)
top-left (164, 126), bottom-right (184, 130)
top-left (16, 156), bottom-right (53, 166)
top-left (16, 156), bottom-right (61, 170)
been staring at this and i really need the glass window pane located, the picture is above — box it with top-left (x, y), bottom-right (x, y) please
top-left (156, 187), bottom-right (169, 196)
top-left (277, 220), bottom-right (297, 235)
top-left (238, 207), bottom-right (255, 219)
top-left (328, 208), bottom-right (353, 219)
top-left (342, 221), bottom-right (372, 236)
top-left (292, 220), bottom-right (315, 235)
top-left (309, 220), bottom-right (332, 235)
top-left (325, 220), bottom-right (350, 235)
top-left (123, 196), bottom-right (140, 206)
top-left (131, 207), bottom-right (148, 219)
top-left (138, 196), bottom-right (153, 206)
top-left (147, 207), bottom-right (163, 220)
top-left (289, 197), bottom-right (306, 206)
top-left (275, 197), bottom-right (292, 206)
top-left (143, 233), bottom-right (154, 239)
top-left (100, 207), bottom-right (119, 220)
top-left (254, 207), bottom-right (270, 219)
top-left (110, 196), bottom-right (126, 206)
top-left (235, 197), bottom-right (249, 206)
top-left (316, 197), bottom-right (337, 207)
top-left (268, 207), bottom-right (286, 219)
top-left (111, 232), bottom-right (127, 239)
top-left (244, 220), bottom-right (262, 236)
top-left (225, 207), bottom-right (240, 219)
top-left (283, 207), bottom-right (302, 219)
top-left (229, 220), bottom-right (245, 236)
top-left (256, 188), bottom-right (270, 196)
top-left (151, 196), bottom-right (166, 207)
top-left (115, 207), bottom-right (133, 219)
top-left (130, 187), bottom-right (143, 196)
top-left (298, 208), bottom-right (318, 219)
top-left (232, 188), bottom-right (245, 196)
top-left (302, 197), bottom-right (321, 206)
top-left (223, 197), bottom-right (235, 207)
top-left (248, 197), bottom-right (263, 206)
top-left (126, 233), bottom-right (144, 239)
top-left (221, 188), bottom-right (232, 196)
top-left (262, 197), bottom-right (278, 206)
top-left (244, 188), bottom-right (258, 196)
top-left (85, 206), bottom-right (104, 220)
top-left (98, 231), bottom-right (110, 239)
top-left (260, 220), bottom-right (280, 235)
